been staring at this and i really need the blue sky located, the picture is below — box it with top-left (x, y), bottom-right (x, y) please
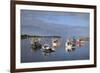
top-left (21, 10), bottom-right (89, 36)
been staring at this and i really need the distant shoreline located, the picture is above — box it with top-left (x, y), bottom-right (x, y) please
top-left (21, 34), bottom-right (61, 39)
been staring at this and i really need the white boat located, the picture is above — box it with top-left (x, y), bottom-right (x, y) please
top-left (42, 44), bottom-right (55, 53)
top-left (42, 44), bottom-right (50, 50)
top-left (65, 39), bottom-right (76, 52)
top-left (65, 41), bottom-right (72, 51)
top-left (52, 39), bottom-right (60, 48)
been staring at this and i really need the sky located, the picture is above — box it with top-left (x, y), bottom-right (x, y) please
top-left (21, 9), bottom-right (90, 36)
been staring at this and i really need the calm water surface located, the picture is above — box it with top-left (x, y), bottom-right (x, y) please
top-left (21, 38), bottom-right (89, 63)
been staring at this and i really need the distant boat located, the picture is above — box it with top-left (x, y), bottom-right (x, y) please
top-left (65, 41), bottom-right (72, 51)
top-left (30, 38), bottom-right (41, 45)
top-left (65, 39), bottom-right (76, 52)
top-left (31, 41), bottom-right (42, 49)
top-left (42, 44), bottom-right (55, 53)
top-left (42, 44), bottom-right (50, 50)
top-left (52, 38), bottom-right (60, 48)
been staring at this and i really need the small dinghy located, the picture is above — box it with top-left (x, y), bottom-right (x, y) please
top-left (42, 44), bottom-right (55, 53)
